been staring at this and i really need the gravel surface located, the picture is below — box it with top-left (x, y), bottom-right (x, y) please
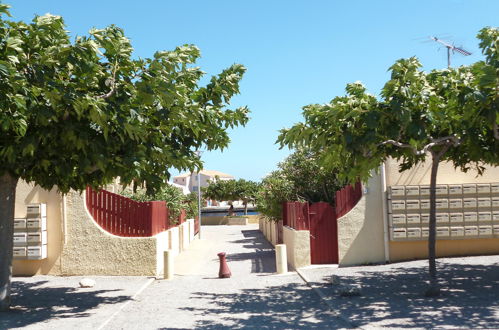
top-left (299, 255), bottom-right (499, 328)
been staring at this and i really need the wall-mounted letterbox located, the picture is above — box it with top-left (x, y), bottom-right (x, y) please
top-left (463, 184), bottom-right (477, 194)
top-left (436, 185), bottom-right (448, 195)
top-left (491, 183), bottom-right (499, 193)
top-left (392, 228), bottom-right (407, 239)
top-left (406, 200), bottom-right (420, 210)
top-left (449, 185), bottom-right (463, 195)
top-left (420, 186), bottom-right (430, 196)
top-left (13, 247), bottom-right (27, 258)
top-left (390, 200), bottom-right (406, 211)
top-left (390, 186), bottom-right (405, 197)
top-left (436, 227), bottom-right (450, 237)
top-left (436, 199), bottom-right (449, 209)
top-left (449, 199), bottom-right (463, 209)
top-left (406, 214), bottom-right (421, 224)
top-left (27, 218), bottom-right (47, 231)
top-left (13, 233), bottom-right (27, 246)
top-left (27, 245), bottom-right (47, 260)
top-left (407, 228), bottom-right (421, 238)
top-left (390, 214), bottom-right (406, 225)
top-left (421, 214), bottom-right (430, 223)
top-left (479, 226), bottom-right (493, 236)
top-left (27, 232), bottom-right (47, 245)
top-left (27, 204), bottom-right (47, 217)
top-left (493, 212), bottom-right (499, 222)
top-left (478, 212), bottom-right (492, 222)
top-left (436, 213), bottom-right (449, 223)
top-left (406, 186), bottom-right (420, 196)
top-left (14, 218), bottom-right (27, 229)
top-left (450, 226), bottom-right (464, 237)
top-left (420, 200), bottom-right (430, 210)
top-left (492, 197), bottom-right (499, 208)
top-left (450, 213), bottom-right (464, 223)
top-left (463, 198), bottom-right (477, 209)
top-left (494, 225), bottom-right (499, 235)
top-left (477, 184), bottom-right (491, 194)
top-left (464, 212), bottom-right (478, 222)
top-left (465, 226), bottom-right (479, 236)
top-left (477, 198), bottom-right (491, 208)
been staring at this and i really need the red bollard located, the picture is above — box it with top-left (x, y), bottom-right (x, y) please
top-left (217, 252), bottom-right (231, 278)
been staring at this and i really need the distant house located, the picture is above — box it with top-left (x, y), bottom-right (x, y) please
top-left (173, 170), bottom-right (234, 195)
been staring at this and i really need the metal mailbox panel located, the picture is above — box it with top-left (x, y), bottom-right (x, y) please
top-left (390, 214), bottom-right (406, 225)
top-left (436, 213), bottom-right (449, 223)
top-left (421, 214), bottom-right (430, 224)
top-left (406, 200), bottom-right (420, 210)
top-left (14, 218), bottom-right (27, 230)
top-left (13, 247), bottom-right (27, 258)
top-left (406, 214), bottom-right (421, 224)
top-left (477, 198), bottom-right (491, 208)
top-left (27, 245), bottom-right (47, 260)
top-left (13, 232), bottom-right (27, 246)
top-left (420, 200), bottom-right (430, 210)
top-left (450, 213), bottom-right (464, 223)
top-left (392, 228), bottom-right (407, 239)
top-left (492, 197), bottom-right (499, 208)
top-left (436, 227), bottom-right (450, 237)
top-left (390, 200), bottom-right (406, 211)
top-left (479, 226), bottom-right (493, 236)
top-left (405, 186), bottom-right (420, 196)
top-left (449, 185), bottom-right (463, 195)
top-left (463, 198), bottom-right (477, 209)
top-left (464, 212), bottom-right (478, 222)
top-left (420, 186), bottom-right (430, 196)
top-left (494, 225), bottom-right (499, 235)
top-left (493, 211), bottom-right (499, 222)
top-left (478, 212), bottom-right (492, 222)
top-left (436, 199), bottom-right (449, 209)
top-left (27, 218), bottom-right (47, 231)
top-left (465, 226), bottom-right (479, 236)
top-left (450, 227), bottom-right (464, 237)
top-left (449, 199), bottom-right (463, 209)
top-left (436, 185), bottom-right (448, 195)
top-left (27, 231), bottom-right (47, 244)
top-left (422, 228), bottom-right (429, 238)
top-left (477, 184), bottom-right (491, 194)
top-left (463, 184), bottom-right (477, 194)
top-left (27, 203), bottom-right (47, 217)
top-left (407, 228), bottom-right (421, 238)
top-left (491, 183), bottom-right (499, 193)
top-left (390, 186), bottom-right (405, 197)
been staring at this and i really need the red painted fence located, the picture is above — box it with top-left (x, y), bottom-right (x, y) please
top-left (282, 182), bottom-right (363, 264)
top-left (86, 187), bottom-right (170, 237)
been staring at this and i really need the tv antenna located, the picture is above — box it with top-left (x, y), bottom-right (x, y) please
top-left (430, 36), bottom-right (471, 68)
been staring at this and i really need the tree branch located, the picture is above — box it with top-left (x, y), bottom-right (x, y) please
top-left (378, 135), bottom-right (461, 156)
top-left (96, 61), bottom-right (118, 99)
top-left (494, 122), bottom-right (499, 140)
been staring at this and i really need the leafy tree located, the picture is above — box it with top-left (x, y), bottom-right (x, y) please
top-left (0, 5), bottom-right (248, 310)
top-left (202, 178), bottom-right (259, 215)
top-left (255, 148), bottom-right (345, 221)
top-left (278, 27), bottom-right (499, 295)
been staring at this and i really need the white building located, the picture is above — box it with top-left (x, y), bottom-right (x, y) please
top-left (172, 170), bottom-right (234, 194)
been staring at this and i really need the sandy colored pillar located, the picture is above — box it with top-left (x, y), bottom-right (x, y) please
top-left (275, 244), bottom-right (288, 274)
top-left (163, 250), bottom-right (174, 280)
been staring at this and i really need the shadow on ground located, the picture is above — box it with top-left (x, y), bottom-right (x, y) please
top-left (227, 229), bottom-right (276, 273)
top-left (0, 280), bottom-right (131, 329)
top-left (308, 262), bottom-right (499, 328)
top-left (176, 282), bottom-right (347, 329)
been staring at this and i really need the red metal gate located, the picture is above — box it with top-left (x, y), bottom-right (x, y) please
top-left (308, 202), bottom-right (338, 264)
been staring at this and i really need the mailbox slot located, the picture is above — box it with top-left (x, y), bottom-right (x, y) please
top-left (390, 200), bottom-right (406, 211)
top-left (14, 218), bottom-right (27, 230)
top-left (477, 198), bottom-right (491, 208)
top-left (13, 247), bottom-right (27, 258)
top-left (449, 185), bottom-right (463, 195)
top-left (465, 226), bottom-right (479, 236)
top-left (492, 197), bottom-right (499, 208)
top-left (463, 184), bottom-right (477, 194)
top-left (450, 213), bottom-right (464, 223)
top-left (405, 186), bottom-right (420, 196)
top-left (493, 211), bottom-right (499, 222)
top-left (494, 225), bottom-right (499, 235)
top-left (479, 226), bottom-right (493, 236)
top-left (463, 198), bottom-right (477, 209)
top-left (406, 214), bottom-right (421, 224)
top-left (477, 184), bottom-right (491, 194)
top-left (27, 203), bottom-right (47, 217)
top-left (436, 185), bottom-right (448, 195)
top-left (27, 231), bottom-right (47, 245)
top-left (420, 186), bottom-right (430, 196)
top-left (392, 228), bottom-right (407, 240)
top-left (436, 213), bottom-right (449, 223)
top-left (390, 186), bottom-right (405, 197)
top-left (420, 200), bottom-right (430, 210)
top-left (13, 233), bottom-right (27, 246)
top-left (436, 227), bottom-right (450, 237)
top-left (450, 226), bottom-right (464, 237)
top-left (436, 199), bottom-right (449, 209)
top-left (27, 245), bottom-right (47, 260)
top-left (422, 228), bottom-right (429, 238)
top-left (491, 183), bottom-right (499, 193)
top-left (390, 214), bottom-right (406, 225)
top-left (464, 212), bottom-right (478, 222)
top-left (478, 212), bottom-right (492, 222)
top-left (27, 218), bottom-right (47, 231)
top-left (421, 214), bottom-right (430, 223)
top-left (406, 200), bottom-right (420, 210)
top-left (407, 228), bottom-right (421, 238)
top-left (449, 199), bottom-right (463, 209)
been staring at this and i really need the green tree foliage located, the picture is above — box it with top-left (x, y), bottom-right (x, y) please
top-left (255, 149), bottom-right (345, 221)
top-left (278, 27), bottom-right (499, 295)
top-left (202, 178), bottom-right (260, 214)
top-left (0, 5), bottom-right (248, 310)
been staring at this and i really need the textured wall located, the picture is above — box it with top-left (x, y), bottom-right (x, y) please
top-left (337, 174), bottom-right (386, 266)
top-left (282, 226), bottom-right (311, 269)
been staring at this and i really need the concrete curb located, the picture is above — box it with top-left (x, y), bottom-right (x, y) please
top-left (296, 268), bottom-right (358, 329)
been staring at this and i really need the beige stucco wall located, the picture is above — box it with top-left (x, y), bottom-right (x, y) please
top-left (282, 226), bottom-right (311, 269)
top-left (13, 181), bottom-right (63, 276)
top-left (337, 174), bottom-right (386, 266)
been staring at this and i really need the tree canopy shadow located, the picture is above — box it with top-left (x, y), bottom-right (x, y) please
top-left (176, 282), bottom-right (350, 329)
top-left (226, 229), bottom-right (277, 273)
top-left (305, 261), bottom-right (499, 328)
top-left (0, 280), bottom-right (131, 329)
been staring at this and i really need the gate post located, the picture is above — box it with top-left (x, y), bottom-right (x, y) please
top-left (275, 244), bottom-right (288, 274)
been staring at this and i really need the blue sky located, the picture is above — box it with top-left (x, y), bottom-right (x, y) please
top-left (6, 0), bottom-right (499, 181)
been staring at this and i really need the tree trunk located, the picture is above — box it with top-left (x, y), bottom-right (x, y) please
top-left (0, 173), bottom-right (19, 311)
top-left (244, 201), bottom-right (248, 215)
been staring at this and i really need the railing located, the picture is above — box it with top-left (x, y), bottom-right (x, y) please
top-left (85, 187), bottom-right (169, 237)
